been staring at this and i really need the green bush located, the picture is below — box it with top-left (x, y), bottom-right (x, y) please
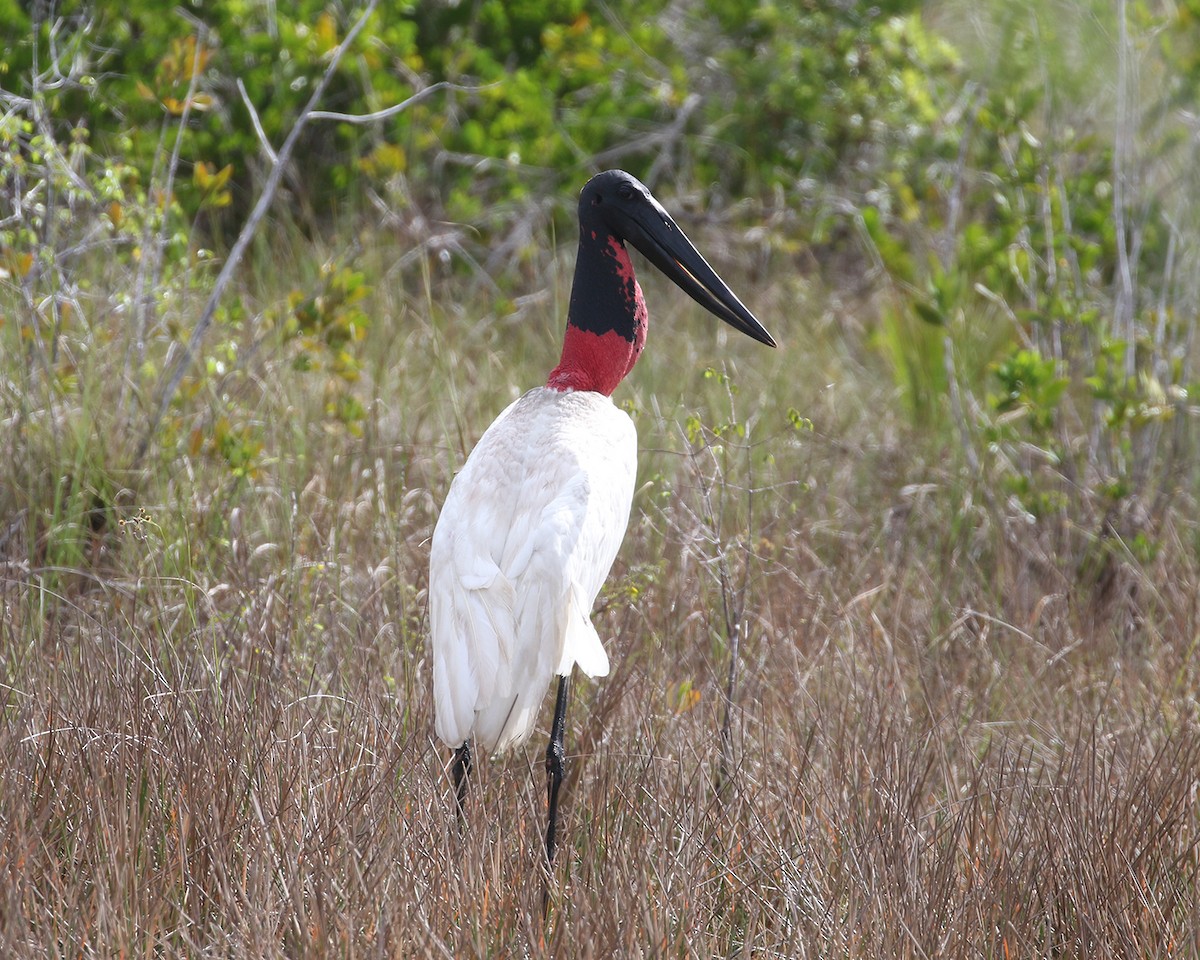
top-left (1, 2), bottom-right (969, 234)
top-left (684, 3), bottom-right (956, 196)
top-left (857, 0), bottom-right (1194, 579)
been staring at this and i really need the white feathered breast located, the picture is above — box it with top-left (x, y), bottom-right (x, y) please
top-left (430, 387), bottom-right (637, 753)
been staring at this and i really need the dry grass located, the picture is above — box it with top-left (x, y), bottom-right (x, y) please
top-left (2, 240), bottom-right (1199, 958)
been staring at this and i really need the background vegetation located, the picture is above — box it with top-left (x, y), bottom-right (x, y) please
top-left (1, 0), bottom-right (1198, 955)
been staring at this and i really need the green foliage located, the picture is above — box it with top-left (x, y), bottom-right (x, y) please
top-left (877, 304), bottom-right (947, 427)
top-left (0, 20), bottom-right (379, 534)
top-left (273, 256), bottom-right (373, 436)
top-left (208, 417), bottom-right (264, 479)
top-left (2, 3), bottom-right (413, 220)
top-left (854, 0), bottom-right (1192, 543)
top-left (1, 1), bottom-right (971, 240)
top-left (276, 260), bottom-right (371, 372)
top-left (687, 3), bottom-right (959, 201)
top-left (410, 0), bottom-right (589, 69)
top-left (385, 1), bottom-right (684, 234)
top-left (1158, 0), bottom-right (1200, 111)
top-left (991, 350), bottom-right (1068, 437)
top-left (786, 407), bottom-right (813, 434)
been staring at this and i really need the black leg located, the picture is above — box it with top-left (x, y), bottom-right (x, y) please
top-left (544, 674), bottom-right (571, 868)
top-left (451, 739), bottom-right (472, 821)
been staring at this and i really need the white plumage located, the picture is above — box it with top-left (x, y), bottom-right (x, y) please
top-left (430, 386), bottom-right (636, 754)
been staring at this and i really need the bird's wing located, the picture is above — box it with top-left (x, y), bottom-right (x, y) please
top-left (430, 388), bottom-right (636, 753)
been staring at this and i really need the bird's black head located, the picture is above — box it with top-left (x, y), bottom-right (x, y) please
top-left (578, 171), bottom-right (683, 267)
top-left (576, 170), bottom-right (776, 348)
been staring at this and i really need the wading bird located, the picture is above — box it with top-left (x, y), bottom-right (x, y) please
top-left (430, 169), bottom-right (775, 870)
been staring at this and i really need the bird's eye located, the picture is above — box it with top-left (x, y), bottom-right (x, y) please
top-left (592, 194), bottom-right (602, 205)
top-left (617, 184), bottom-right (635, 200)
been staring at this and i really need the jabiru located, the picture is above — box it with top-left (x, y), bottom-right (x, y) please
top-left (430, 169), bottom-right (776, 873)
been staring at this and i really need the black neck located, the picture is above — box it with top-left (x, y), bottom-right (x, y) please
top-left (566, 224), bottom-right (640, 343)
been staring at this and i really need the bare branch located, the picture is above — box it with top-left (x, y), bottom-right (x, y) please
top-left (306, 80), bottom-right (488, 125)
top-left (237, 77), bottom-right (278, 165)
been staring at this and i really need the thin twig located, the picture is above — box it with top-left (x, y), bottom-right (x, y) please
top-left (307, 81), bottom-right (486, 125)
top-left (237, 77), bottom-right (277, 164)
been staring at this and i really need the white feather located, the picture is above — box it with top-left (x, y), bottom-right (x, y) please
top-left (430, 387), bottom-right (636, 754)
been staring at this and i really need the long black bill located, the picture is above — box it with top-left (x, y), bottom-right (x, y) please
top-left (625, 199), bottom-right (777, 348)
